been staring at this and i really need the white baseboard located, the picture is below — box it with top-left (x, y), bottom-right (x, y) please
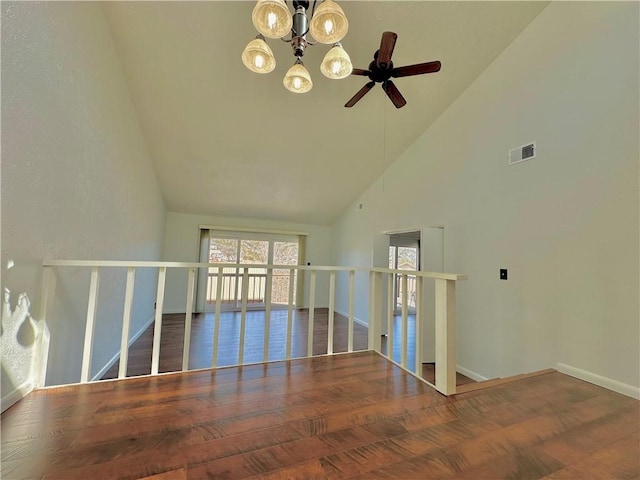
top-left (556, 363), bottom-right (640, 399)
top-left (334, 309), bottom-right (368, 328)
top-left (92, 315), bottom-right (155, 381)
top-left (456, 365), bottom-right (489, 382)
top-left (1, 380), bottom-right (34, 413)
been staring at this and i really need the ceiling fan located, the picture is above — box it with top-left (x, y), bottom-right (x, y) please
top-left (345, 31), bottom-right (441, 109)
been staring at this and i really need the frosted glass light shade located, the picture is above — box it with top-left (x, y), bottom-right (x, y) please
top-left (283, 62), bottom-right (313, 93)
top-left (242, 37), bottom-right (276, 74)
top-left (252, 0), bottom-right (292, 39)
top-left (309, 0), bottom-right (348, 44)
top-left (320, 44), bottom-right (352, 79)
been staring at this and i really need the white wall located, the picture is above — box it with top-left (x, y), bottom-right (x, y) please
top-left (162, 212), bottom-right (332, 312)
top-left (330, 2), bottom-right (639, 390)
top-left (1, 2), bottom-right (166, 402)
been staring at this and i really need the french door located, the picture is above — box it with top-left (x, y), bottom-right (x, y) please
top-left (202, 232), bottom-right (299, 311)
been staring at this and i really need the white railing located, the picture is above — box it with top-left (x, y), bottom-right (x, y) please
top-left (37, 260), bottom-right (467, 395)
top-left (205, 268), bottom-right (296, 306)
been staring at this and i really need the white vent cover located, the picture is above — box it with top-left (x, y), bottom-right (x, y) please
top-left (509, 141), bottom-right (536, 165)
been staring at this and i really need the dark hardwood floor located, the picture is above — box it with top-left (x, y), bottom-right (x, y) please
top-left (2, 351), bottom-right (638, 479)
top-left (101, 309), bottom-right (474, 386)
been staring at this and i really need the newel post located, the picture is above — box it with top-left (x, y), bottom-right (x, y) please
top-left (435, 278), bottom-right (456, 395)
top-left (34, 266), bottom-right (56, 388)
top-left (368, 271), bottom-right (382, 352)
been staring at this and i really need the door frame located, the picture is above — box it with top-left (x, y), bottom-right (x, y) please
top-left (375, 226), bottom-right (445, 363)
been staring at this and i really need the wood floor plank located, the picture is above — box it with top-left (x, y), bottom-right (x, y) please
top-left (138, 468), bottom-right (188, 480)
top-left (2, 352), bottom-right (638, 480)
top-left (540, 432), bottom-right (640, 480)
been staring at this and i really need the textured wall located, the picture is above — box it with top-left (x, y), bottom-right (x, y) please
top-left (1, 2), bottom-right (166, 404)
top-left (331, 2), bottom-right (639, 389)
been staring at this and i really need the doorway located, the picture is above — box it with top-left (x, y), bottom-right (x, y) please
top-left (388, 231), bottom-right (420, 313)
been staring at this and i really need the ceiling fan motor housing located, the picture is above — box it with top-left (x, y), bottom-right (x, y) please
top-left (368, 57), bottom-right (394, 83)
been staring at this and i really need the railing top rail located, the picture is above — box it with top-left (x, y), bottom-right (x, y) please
top-left (43, 260), bottom-right (467, 281)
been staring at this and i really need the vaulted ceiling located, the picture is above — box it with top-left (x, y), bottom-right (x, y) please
top-left (104, 1), bottom-right (548, 225)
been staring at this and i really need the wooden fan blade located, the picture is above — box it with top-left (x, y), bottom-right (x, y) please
top-left (392, 61), bottom-right (441, 78)
top-left (382, 80), bottom-right (406, 108)
top-left (377, 31), bottom-right (397, 68)
top-left (351, 68), bottom-right (370, 76)
top-left (345, 81), bottom-right (375, 108)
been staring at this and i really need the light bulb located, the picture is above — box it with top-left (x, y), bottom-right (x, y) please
top-left (324, 19), bottom-right (334, 36)
top-left (267, 12), bottom-right (277, 29)
top-left (254, 55), bottom-right (264, 69)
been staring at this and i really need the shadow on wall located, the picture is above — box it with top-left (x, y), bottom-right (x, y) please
top-left (1, 288), bottom-right (38, 408)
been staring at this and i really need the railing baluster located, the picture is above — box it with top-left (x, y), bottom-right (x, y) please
top-left (212, 267), bottom-right (223, 367)
top-left (307, 270), bottom-right (316, 356)
top-left (118, 267), bottom-right (136, 379)
top-left (387, 272), bottom-right (394, 362)
top-left (435, 278), bottom-right (457, 395)
top-left (368, 272), bottom-right (382, 352)
top-left (348, 270), bottom-right (354, 352)
top-left (263, 268), bottom-right (273, 362)
top-left (35, 266), bottom-right (56, 388)
top-left (151, 266), bottom-right (167, 376)
top-left (286, 268), bottom-right (295, 359)
top-left (238, 268), bottom-right (249, 364)
top-left (401, 273), bottom-right (408, 369)
top-left (182, 267), bottom-right (196, 371)
top-left (81, 267), bottom-right (100, 383)
top-left (327, 271), bottom-right (336, 355)
top-left (415, 276), bottom-right (423, 378)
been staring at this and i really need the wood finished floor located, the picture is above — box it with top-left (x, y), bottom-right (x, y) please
top-left (101, 309), bottom-right (475, 386)
top-left (2, 351), bottom-right (638, 479)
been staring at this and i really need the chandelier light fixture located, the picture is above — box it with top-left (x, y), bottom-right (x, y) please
top-left (242, 0), bottom-right (352, 94)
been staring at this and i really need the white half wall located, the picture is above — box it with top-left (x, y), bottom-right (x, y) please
top-left (162, 212), bottom-right (332, 313)
top-left (1, 2), bottom-right (166, 399)
top-left (330, 2), bottom-right (639, 389)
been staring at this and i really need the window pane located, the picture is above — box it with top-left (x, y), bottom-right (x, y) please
top-left (397, 247), bottom-right (417, 270)
top-left (240, 240), bottom-right (269, 264)
top-left (209, 238), bottom-right (238, 263)
top-left (208, 238), bottom-right (238, 303)
top-left (273, 241), bottom-right (298, 265)
top-left (272, 241), bottom-right (299, 305)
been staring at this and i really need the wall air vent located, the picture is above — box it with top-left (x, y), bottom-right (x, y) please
top-left (509, 141), bottom-right (536, 165)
